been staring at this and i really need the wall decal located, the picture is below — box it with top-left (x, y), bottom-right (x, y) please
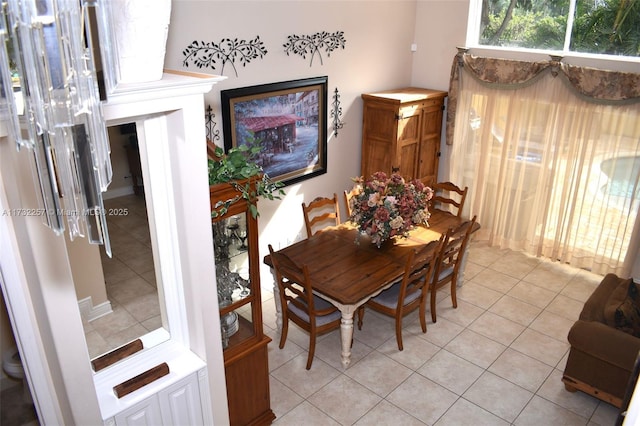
top-left (331, 87), bottom-right (345, 137)
top-left (283, 31), bottom-right (346, 66)
top-left (182, 36), bottom-right (268, 77)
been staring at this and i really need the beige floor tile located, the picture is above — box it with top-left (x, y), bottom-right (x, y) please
top-left (315, 332), bottom-right (374, 370)
top-left (90, 303), bottom-right (139, 337)
top-left (507, 281), bottom-right (557, 309)
top-left (419, 317), bottom-right (464, 348)
top-left (546, 294), bottom-right (585, 321)
top-left (514, 395), bottom-right (588, 425)
top-left (589, 401), bottom-right (620, 426)
top-left (522, 261), bottom-right (578, 292)
top-left (121, 292), bottom-right (161, 323)
top-left (536, 369), bottom-right (599, 419)
top-left (488, 348), bottom-right (553, 393)
top-left (462, 260), bottom-right (485, 282)
top-left (271, 355), bottom-right (340, 399)
top-left (387, 373), bottom-right (458, 425)
top-left (354, 400), bottom-right (425, 426)
top-left (354, 310), bottom-right (396, 349)
top-left (488, 250), bottom-right (540, 280)
top-left (266, 328), bottom-right (305, 372)
top-left (418, 349), bottom-right (484, 395)
top-left (435, 398), bottom-right (509, 426)
top-left (273, 400), bottom-right (340, 425)
top-left (489, 295), bottom-right (542, 327)
top-left (345, 351), bottom-right (413, 397)
top-left (104, 323), bottom-right (149, 349)
top-left (140, 315), bottom-right (162, 332)
top-left (463, 372), bottom-right (533, 423)
top-left (511, 329), bottom-right (570, 367)
top-left (457, 281), bottom-right (503, 309)
top-left (468, 268), bottom-right (519, 294)
top-left (435, 299), bottom-right (485, 328)
top-left (269, 376), bottom-right (304, 419)
top-left (107, 275), bottom-right (156, 305)
top-left (84, 330), bottom-right (111, 359)
top-left (468, 311), bottom-right (526, 346)
top-left (561, 278), bottom-right (600, 303)
top-left (529, 310), bottom-right (575, 342)
top-left (444, 329), bottom-right (507, 369)
top-left (120, 250), bottom-right (155, 275)
top-left (308, 375), bottom-right (382, 425)
top-left (466, 242), bottom-right (506, 267)
top-left (377, 332), bottom-right (439, 370)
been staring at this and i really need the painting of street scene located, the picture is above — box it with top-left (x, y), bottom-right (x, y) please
top-left (222, 77), bottom-right (327, 186)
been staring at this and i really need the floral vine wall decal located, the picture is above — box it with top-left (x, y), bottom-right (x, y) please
top-left (331, 87), bottom-right (345, 137)
top-left (182, 36), bottom-right (268, 77)
top-left (283, 31), bottom-right (346, 66)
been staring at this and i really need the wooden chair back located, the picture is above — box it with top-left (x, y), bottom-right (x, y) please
top-left (267, 244), bottom-right (341, 369)
top-left (428, 215), bottom-right (477, 322)
top-left (431, 181), bottom-right (468, 218)
top-left (343, 187), bottom-right (360, 219)
top-left (302, 193), bottom-right (340, 237)
top-left (357, 237), bottom-right (443, 350)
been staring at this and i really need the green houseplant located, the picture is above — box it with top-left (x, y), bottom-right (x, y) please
top-left (208, 142), bottom-right (285, 218)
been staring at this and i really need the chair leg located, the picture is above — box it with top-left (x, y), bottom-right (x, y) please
top-left (395, 317), bottom-right (404, 351)
top-left (450, 278), bottom-right (458, 309)
top-left (419, 301), bottom-right (427, 333)
top-left (279, 320), bottom-right (289, 349)
top-left (430, 287), bottom-right (437, 323)
top-left (357, 306), bottom-right (365, 330)
top-left (306, 334), bottom-right (316, 370)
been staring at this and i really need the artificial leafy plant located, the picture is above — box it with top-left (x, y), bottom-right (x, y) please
top-left (208, 142), bottom-right (285, 218)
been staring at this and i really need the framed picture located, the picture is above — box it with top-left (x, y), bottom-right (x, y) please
top-left (221, 76), bottom-right (328, 186)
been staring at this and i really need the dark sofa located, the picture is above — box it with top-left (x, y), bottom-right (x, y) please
top-left (563, 273), bottom-right (640, 408)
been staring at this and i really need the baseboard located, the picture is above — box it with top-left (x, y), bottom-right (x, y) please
top-left (78, 297), bottom-right (113, 322)
top-left (103, 186), bottom-right (134, 200)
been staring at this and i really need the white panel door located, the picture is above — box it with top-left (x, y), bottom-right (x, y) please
top-left (159, 373), bottom-right (204, 426)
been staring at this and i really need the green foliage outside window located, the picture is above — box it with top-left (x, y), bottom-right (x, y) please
top-left (479, 0), bottom-right (640, 57)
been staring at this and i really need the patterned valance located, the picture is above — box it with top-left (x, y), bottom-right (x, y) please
top-left (446, 50), bottom-right (640, 145)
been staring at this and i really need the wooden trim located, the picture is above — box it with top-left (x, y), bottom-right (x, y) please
top-left (91, 339), bottom-right (143, 372)
top-left (113, 363), bottom-right (170, 398)
top-left (562, 375), bottom-right (623, 408)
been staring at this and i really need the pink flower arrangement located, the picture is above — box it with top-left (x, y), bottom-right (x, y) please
top-left (348, 172), bottom-right (433, 247)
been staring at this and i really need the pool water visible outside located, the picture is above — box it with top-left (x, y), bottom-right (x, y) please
top-left (599, 155), bottom-right (640, 200)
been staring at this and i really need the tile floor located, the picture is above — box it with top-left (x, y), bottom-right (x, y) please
top-left (262, 240), bottom-right (621, 425)
top-left (83, 194), bottom-right (162, 359)
top-left (80, 194), bottom-right (622, 425)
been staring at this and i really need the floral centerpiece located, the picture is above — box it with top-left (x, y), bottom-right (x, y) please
top-left (348, 172), bottom-right (433, 247)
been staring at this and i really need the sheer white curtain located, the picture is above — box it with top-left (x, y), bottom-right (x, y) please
top-left (450, 63), bottom-right (640, 276)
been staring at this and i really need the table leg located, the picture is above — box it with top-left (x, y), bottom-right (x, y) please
top-left (340, 311), bottom-right (354, 368)
top-left (268, 267), bottom-right (283, 332)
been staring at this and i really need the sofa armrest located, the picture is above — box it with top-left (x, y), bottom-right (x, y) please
top-left (568, 320), bottom-right (640, 371)
top-left (580, 273), bottom-right (630, 322)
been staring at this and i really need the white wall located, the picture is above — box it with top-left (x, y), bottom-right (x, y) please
top-left (166, 0), bottom-right (420, 288)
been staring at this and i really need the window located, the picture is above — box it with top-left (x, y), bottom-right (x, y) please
top-left (468, 0), bottom-right (640, 58)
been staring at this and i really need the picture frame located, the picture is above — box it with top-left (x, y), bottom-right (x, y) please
top-left (221, 76), bottom-right (328, 186)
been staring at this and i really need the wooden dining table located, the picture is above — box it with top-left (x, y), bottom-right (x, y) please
top-left (263, 210), bottom-right (480, 368)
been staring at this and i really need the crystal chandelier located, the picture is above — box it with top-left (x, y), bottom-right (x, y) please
top-left (0, 0), bottom-right (112, 256)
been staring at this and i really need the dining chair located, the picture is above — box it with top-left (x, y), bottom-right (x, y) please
top-left (356, 237), bottom-right (443, 350)
top-left (302, 193), bottom-right (341, 237)
top-left (431, 181), bottom-right (468, 218)
top-left (267, 244), bottom-right (342, 369)
top-left (428, 215), bottom-right (477, 323)
top-left (343, 187), bottom-right (360, 219)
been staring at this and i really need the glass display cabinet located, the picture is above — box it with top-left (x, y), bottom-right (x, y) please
top-left (210, 179), bottom-right (275, 426)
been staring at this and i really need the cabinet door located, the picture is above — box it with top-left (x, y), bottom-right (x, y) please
top-left (417, 102), bottom-right (444, 186)
top-left (159, 373), bottom-right (204, 426)
top-left (396, 106), bottom-right (422, 180)
top-left (361, 102), bottom-right (398, 178)
top-left (114, 396), bottom-right (163, 426)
